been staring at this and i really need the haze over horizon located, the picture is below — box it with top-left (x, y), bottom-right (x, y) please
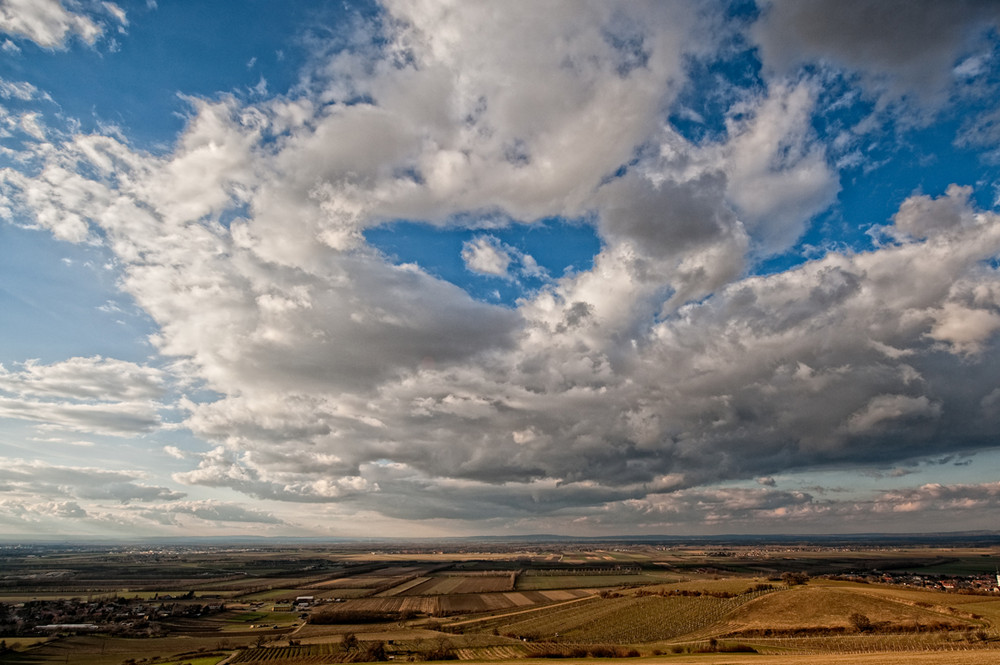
top-left (2, 0), bottom-right (1000, 540)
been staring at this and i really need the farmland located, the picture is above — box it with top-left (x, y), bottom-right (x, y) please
top-left (3, 539), bottom-right (1000, 664)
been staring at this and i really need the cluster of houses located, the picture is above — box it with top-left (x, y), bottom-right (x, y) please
top-left (828, 570), bottom-right (1000, 593)
top-left (0, 597), bottom-right (227, 636)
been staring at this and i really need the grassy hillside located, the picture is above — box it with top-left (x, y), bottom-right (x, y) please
top-left (718, 584), bottom-right (977, 636)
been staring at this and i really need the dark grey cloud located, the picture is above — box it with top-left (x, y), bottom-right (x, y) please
top-left (752, 0), bottom-right (1000, 104)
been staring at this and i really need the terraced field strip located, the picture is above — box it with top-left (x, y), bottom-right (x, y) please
top-left (499, 596), bottom-right (614, 637)
top-left (239, 588), bottom-right (312, 601)
top-left (311, 576), bottom-right (395, 589)
top-left (516, 573), bottom-right (664, 590)
top-left (399, 574), bottom-right (515, 596)
top-left (309, 587), bottom-right (373, 599)
top-left (229, 642), bottom-right (344, 663)
top-left (374, 576), bottom-right (431, 596)
top-left (325, 595), bottom-right (440, 614)
top-left (456, 645), bottom-right (527, 660)
top-left (450, 594), bottom-right (598, 630)
top-left (512, 651), bottom-right (1000, 664)
top-left (478, 586), bottom-right (779, 643)
top-left (410, 576), bottom-right (466, 595)
top-left (748, 632), bottom-right (1000, 655)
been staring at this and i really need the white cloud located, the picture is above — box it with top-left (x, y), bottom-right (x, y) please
top-left (462, 235), bottom-right (513, 278)
top-left (0, 356), bottom-right (166, 401)
top-left (927, 302), bottom-right (1000, 355)
top-left (0, 458), bottom-right (185, 504)
top-left (0, 357), bottom-right (167, 436)
top-left (163, 445), bottom-right (187, 459)
top-left (890, 184), bottom-right (975, 240)
top-left (847, 394), bottom-right (941, 433)
top-left (146, 499), bottom-right (283, 525)
top-left (0, 78), bottom-right (44, 101)
top-left (566, 479), bottom-right (1000, 533)
top-left (102, 2), bottom-right (126, 27)
top-left (18, 111), bottom-right (45, 140)
top-left (0, 0), bottom-right (106, 48)
top-left (721, 80), bottom-right (839, 254)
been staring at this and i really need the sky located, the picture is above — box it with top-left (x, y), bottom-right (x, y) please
top-left (1, 0), bottom-right (1000, 540)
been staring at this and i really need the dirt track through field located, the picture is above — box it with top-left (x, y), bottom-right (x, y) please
top-left (448, 594), bottom-right (597, 628)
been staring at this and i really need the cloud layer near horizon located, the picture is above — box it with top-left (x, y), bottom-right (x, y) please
top-left (1, 0), bottom-right (999, 535)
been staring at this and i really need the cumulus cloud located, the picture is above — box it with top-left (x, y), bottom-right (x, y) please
top-left (1, 1), bottom-right (999, 533)
top-left (890, 184), bottom-right (976, 241)
top-left (163, 445), bottom-right (187, 459)
top-left (461, 234), bottom-right (547, 281)
top-left (462, 235), bottom-right (513, 278)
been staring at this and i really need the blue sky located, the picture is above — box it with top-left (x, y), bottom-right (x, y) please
top-left (1, 0), bottom-right (1000, 539)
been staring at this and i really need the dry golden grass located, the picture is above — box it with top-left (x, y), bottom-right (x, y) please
top-left (718, 584), bottom-right (975, 634)
top-left (502, 653), bottom-right (1000, 665)
top-left (652, 576), bottom-right (773, 595)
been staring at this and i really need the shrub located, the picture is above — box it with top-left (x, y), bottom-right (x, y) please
top-left (535, 648), bottom-right (570, 658)
top-left (361, 640), bottom-right (388, 662)
top-left (424, 638), bottom-right (457, 661)
top-left (588, 646), bottom-right (617, 657)
top-left (781, 572), bottom-right (809, 586)
top-left (341, 632), bottom-right (359, 652)
top-left (850, 612), bottom-right (873, 633)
